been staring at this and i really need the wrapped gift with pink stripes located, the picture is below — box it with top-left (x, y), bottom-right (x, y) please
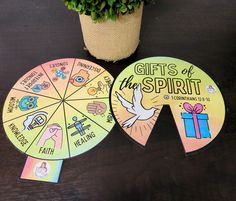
top-left (181, 102), bottom-right (211, 139)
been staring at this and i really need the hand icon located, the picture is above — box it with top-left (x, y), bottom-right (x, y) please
top-left (87, 101), bottom-right (107, 115)
top-left (37, 124), bottom-right (63, 149)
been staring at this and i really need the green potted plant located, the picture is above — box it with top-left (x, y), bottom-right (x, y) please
top-left (63, 0), bottom-right (154, 62)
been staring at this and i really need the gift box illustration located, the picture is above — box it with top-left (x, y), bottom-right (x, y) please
top-left (181, 102), bottom-right (211, 139)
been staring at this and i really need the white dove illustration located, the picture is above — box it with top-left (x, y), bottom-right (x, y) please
top-left (115, 84), bottom-right (158, 128)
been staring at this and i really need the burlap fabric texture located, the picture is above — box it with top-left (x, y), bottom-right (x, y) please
top-left (79, 3), bottom-right (143, 62)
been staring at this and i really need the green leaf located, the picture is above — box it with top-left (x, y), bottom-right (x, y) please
top-left (100, 1), bottom-right (106, 11)
top-left (108, 0), bottom-right (115, 7)
top-left (120, 4), bottom-right (127, 13)
top-left (127, 5), bottom-right (132, 10)
top-left (91, 12), bottom-right (97, 21)
top-left (63, 0), bottom-right (152, 22)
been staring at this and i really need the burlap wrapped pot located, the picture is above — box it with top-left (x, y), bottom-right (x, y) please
top-left (79, 3), bottom-right (143, 62)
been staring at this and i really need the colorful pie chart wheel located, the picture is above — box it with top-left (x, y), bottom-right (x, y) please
top-left (110, 57), bottom-right (225, 153)
top-left (2, 58), bottom-right (115, 160)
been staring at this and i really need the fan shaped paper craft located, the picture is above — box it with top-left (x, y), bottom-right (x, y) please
top-left (110, 57), bottom-right (225, 153)
top-left (2, 58), bottom-right (115, 182)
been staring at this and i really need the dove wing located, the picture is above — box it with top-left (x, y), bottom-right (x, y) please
top-left (116, 92), bottom-right (135, 114)
top-left (132, 84), bottom-right (143, 112)
top-left (122, 115), bottom-right (139, 128)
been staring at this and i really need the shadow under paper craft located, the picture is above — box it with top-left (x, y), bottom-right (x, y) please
top-left (111, 57), bottom-right (225, 153)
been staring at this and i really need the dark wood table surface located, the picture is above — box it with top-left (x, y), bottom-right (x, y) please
top-left (0, 0), bottom-right (235, 200)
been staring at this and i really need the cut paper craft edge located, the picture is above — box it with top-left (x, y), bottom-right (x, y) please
top-left (20, 156), bottom-right (63, 183)
top-left (110, 56), bottom-right (226, 154)
top-left (2, 58), bottom-right (115, 160)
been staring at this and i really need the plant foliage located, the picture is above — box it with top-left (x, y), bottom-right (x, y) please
top-left (64, 0), bottom-right (154, 22)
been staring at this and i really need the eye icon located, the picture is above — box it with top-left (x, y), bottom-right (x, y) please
top-left (75, 76), bottom-right (84, 83)
top-left (29, 97), bottom-right (34, 102)
top-left (28, 103), bottom-right (34, 109)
